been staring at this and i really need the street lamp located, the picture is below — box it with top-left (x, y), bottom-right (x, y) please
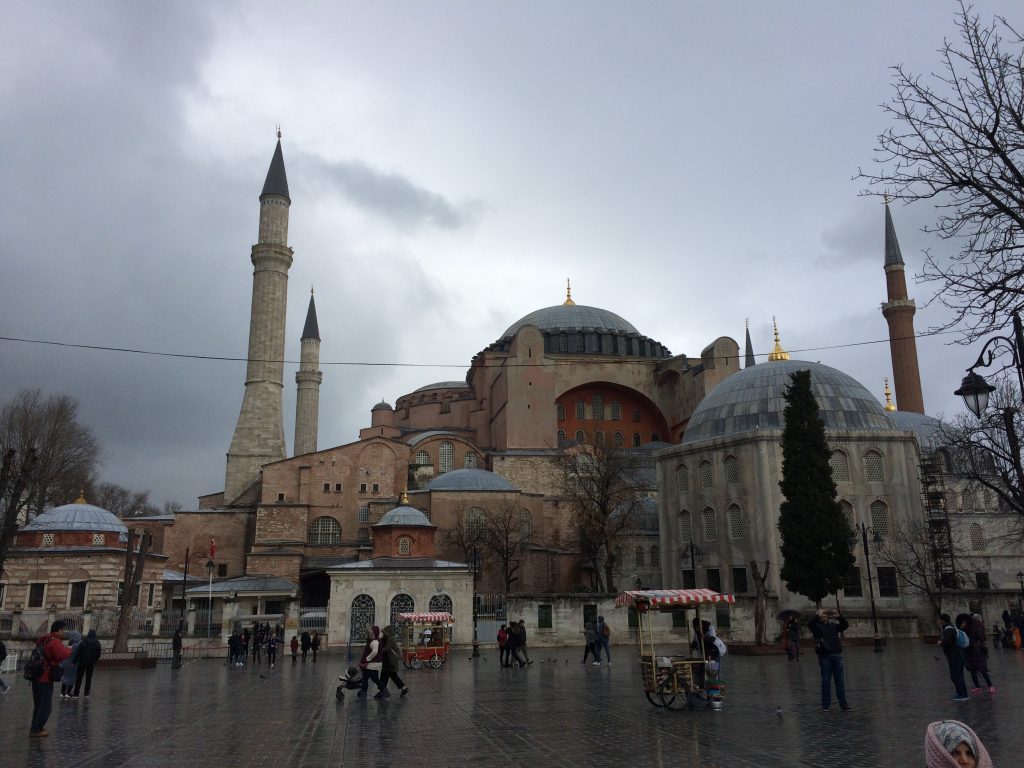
top-left (680, 542), bottom-right (702, 589)
top-left (849, 523), bottom-right (884, 653)
top-left (206, 559), bottom-right (215, 640)
top-left (470, 545), bottom-right (481, 658)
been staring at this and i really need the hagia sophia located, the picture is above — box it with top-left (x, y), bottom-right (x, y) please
top-left (5, 139), bottom-right (1019, 648)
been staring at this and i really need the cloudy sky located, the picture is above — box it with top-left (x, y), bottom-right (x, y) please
top-left (1, 1), bottom-right (1015, 508)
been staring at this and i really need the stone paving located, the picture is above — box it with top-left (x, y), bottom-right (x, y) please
top-left (1, 641), bottom-right (1022, 767)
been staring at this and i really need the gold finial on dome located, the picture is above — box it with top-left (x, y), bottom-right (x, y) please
top-left (74, 490), bottom-right (87, 504)
top-left (767, 316), bottom-right (790, 361)
top-left (883, 377), bottom-right (896, 411)
top-left (563, 279), bottom-right (576, 306)
top-left (400, 489), bottom-right (409, 505)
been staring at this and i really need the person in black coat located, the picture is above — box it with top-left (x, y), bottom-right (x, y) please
top-left (300, 631), bottom-right (312, 662)
top-left (960, 614), bottom-right (994, 694)
top-left (806, 608), bottom-right (851, 711)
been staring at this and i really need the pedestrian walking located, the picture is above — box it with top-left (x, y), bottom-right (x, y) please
top-left (59, 631), bottom-right (81, 698)
top-left (938, 613), bottom-right (969, 701)
top-left (252, 627), bottom-right (263, 664)
top-left (240, 628), bottom-right (250, 664)
top-left (496, 624), bottom-right (509, 667)
top-left (505, 621), bottom-right (524, 667)
top-left (290, 635), bottom-right (299, 662)
top-left (582, 622), bottom-right (599, 664)
top-left (357, 626), bottom-right (386, 699)
top-left (228, 631), bottom-right (240, 666)
top-left (594, 615), bottom-right (611, 665)
top-left (379, 624), bottom-right (410, 697)
top-left (266, 631), bottom-right (278, 669)
top-left (517, 620), bottom-right (534, 665)
top-left (807, 608), bottom-right (851, 711)
top-left (925, 719), bottom-right (994, 768)
top-left (73, 628), bottom-right (102, 698)
top-left (311, 630), bottom-right (321, 662)
top-left (784, 616), bottom-right (801, 661)
top-left (960, 613), bottom-right (995, 695)
top-left (28, 620), bottom-right (71, 737)
top-left (300, 630), bottom-right (311, 662)
top-left (0, 638), bottom-right (10, 694)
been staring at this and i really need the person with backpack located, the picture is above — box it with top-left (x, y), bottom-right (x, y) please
top-left (73, 628), bottom-right (102, 698)
top-left (594, 615), bottom-right (611, 665)
top-left (27, 619), bottom-right (71, 737)
top-left (938, 613), bottom-right (969, 702)
top-left (0, 638), bottom-right (9, 694)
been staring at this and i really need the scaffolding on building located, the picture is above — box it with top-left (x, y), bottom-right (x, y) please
top-left (920, 452), bottom-right (958, 588)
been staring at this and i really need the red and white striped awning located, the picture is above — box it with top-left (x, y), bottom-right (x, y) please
top-left (397, 612), bottom-right (453, 623)
top-left (614, 589), bottom-right (735, 609)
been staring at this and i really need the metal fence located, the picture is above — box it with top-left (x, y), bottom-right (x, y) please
top-left (193, 607), bottom-right (222, 638)
top-left (299, 605), bottom-right (327, 632)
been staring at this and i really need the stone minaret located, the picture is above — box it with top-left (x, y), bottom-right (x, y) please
top-left (880, 202), bottom-right (925, 414)
top-left (294, 289), bottom-right (322, 456)
top-left (744, 318), bottom-right (756, 368)
top-left (225, 137), bottom-right (293, 502)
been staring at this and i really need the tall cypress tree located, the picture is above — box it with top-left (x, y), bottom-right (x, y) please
top-left (777, 370), bottom-right (854, 605)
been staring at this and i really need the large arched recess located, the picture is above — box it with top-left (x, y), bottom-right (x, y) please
top-left (555, 382), bottom-right (670, 446)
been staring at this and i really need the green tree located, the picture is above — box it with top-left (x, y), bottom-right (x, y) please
top-left (777, 370), bottom-right (854, 605)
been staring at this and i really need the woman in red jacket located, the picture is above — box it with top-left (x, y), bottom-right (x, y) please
top-left (30, 620), bottom-right (72, 737)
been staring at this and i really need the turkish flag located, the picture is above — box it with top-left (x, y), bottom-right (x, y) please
top-left (210, 537), bottom-right (216, 560)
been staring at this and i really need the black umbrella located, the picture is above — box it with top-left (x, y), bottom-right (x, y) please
top-left (776, 608), bottom-right (801, 621)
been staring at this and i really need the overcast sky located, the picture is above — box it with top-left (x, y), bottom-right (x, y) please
top-left (1, 2), bottom-right (1016, 509)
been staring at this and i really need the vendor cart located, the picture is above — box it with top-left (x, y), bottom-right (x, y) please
top-left (615, 588), bottom-right (735, 710)
top-left (397, 611), bottom-right (452, 669)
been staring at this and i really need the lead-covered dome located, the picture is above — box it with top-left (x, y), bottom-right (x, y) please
top-left (425, 468), bottom-right (518, 492)
top-left (375, 505), bottom-right (434, 528)
top-left (682, 360), bottom-right (897, 444)
top-left (22, 501), bottom-right (128, 533)
top-left (886, 410), bottom-right (946, 452)
top-left (500, 304), bottom-right (639, 341)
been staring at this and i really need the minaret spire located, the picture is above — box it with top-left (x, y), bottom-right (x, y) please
top-left (294, 289), bottom-right (323, 456)
top-left (744, 318), bottom-right (756, 368)
top-left (225, 138), bottom-right (295, 503)
top-left (767, 317), bottom-right (790, 361)
top-left (881, 201), bottom-right (925, 413)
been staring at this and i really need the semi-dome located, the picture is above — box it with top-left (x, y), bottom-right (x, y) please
top-left (414, 381), bottom-right (471, 393)
top-left (886, 410), bottom-right (946, 452)
top-left (424, 468), bottom-right (519, 492)
top-left (22, 501), bottom-right (128, 534)
top-left (371, 400), bottom-right (393, 411)
top-left (500, 304), bottom-right (640, 341)
top-left (682, 359), bottom-right (897, 444)
top-left (375, 505), bottom-right (434, 528)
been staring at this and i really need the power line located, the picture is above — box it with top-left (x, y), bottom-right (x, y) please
top-left (0, 327), bottom-right (962, 370)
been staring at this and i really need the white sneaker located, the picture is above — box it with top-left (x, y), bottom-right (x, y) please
top-left (592, 661), bottom-right (600, 666)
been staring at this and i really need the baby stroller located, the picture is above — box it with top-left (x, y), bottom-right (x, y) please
top-left (336, 666), bottom-right (362, 701)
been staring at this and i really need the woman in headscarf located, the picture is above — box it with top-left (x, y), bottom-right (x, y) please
top-left (925, 720), bottom-right (994, 768)
top-left (357, 626), bottom-right (385, 698)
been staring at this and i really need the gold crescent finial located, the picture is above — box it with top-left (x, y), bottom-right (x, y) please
top-left (564, 278), bottom-right (575, 306)
top-left (883, 377), bottom-right (896, 411)
top-left (276, 124), bottom-right (282, 140)
top-left (75, 489), bottom-right (87, 504)
top-left (400, 489), bottom-right (409, 505)
top-left (767, 316), bottom-right (790, 361)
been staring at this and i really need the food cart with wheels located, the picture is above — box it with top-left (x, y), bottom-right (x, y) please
top-left (397, 612), bottom-right (453, 669)
top-left (615, 588), bottom-right (735, 710)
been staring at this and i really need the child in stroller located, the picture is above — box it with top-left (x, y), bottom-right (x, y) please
top-left (337, 666), bottom-right (362, 701)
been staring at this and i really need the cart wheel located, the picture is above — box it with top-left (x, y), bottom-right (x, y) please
top-left (644, 691), bottom-right (666, 708)
top-left (659, 679), bottom-right (691, 711)
top-left (411, 657), bottom-right (423, 669)
top-left (429, 654), bottom-right (443, 669)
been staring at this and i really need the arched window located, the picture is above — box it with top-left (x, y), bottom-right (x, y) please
top-left (575, 332), bottom-right (584, 351)
top-left (415, 450), bottom-right (430, 466)
top-left (559, 333), bottom-right (568, 352)
top-left (650, 545), bottom-right (660, 568)
top-left (557, 429), bottom-right (566, 443)
top-left (840, 499), bottom-right (855, 532)
top-left (398, 536), bottom-right (412, 556)
top-left (962, 490), bottom-right (976, 514)
top-left (830, 451), bottom-right (849, 482)
top-left (702, 507), bottom-right (718, 540)
top-left (576, 400), bottom-right (586, 419)
top-left (592, 395), bottom-right (604, 420)
top-left (308, 516), bottom-right (341, 545)
top-left (429, 593), bottom-right (453, 614)
top-left (724, 455), bottom-right (739, 484)
top-left (969, 523), bottom-right (985, 551)
top-left (676, 464), bottom-right (689, 492)
top-left (634, 546), bottom-right (645, 567)
top-left (699, 460), bottom-right (713, 488)
top-left (728, 504), bottom-right (744, 540)
top-left (390, 593), bottom-right (415, 626)
top-left (679, 510), bottom-right (692, 543)
top-left (595, 431), bottom-right (605, 446)
top-left (519, 509), bottom-right (532, 543)
top-left (349, 594), bottom-right (375, 644)
top-left (983, 488), bottom-right (994, 511)
top-left (439, 441), bottom-right (454, 474)
top-left (463, 451), bottom-right (477, 469)
top-left (869, 500), bottom-right (889, 536)
top-left (557, 404), bottom-right (566, 421)
top-left (467, 508), bottom-right (487, 540)
top-left (864, 450), bottom-right (884, 482)
top-left (575, 430), bottom-right (586, 444)
top-left (613, 431), bottom-right (623, 446)
top-left (632, 433), bottom-right (641, 447)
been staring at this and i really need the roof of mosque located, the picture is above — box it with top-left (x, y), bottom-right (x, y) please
top-left (499, 303), bottom-right (640, 341)
top-left (885, 410), bottom-right (946, 451)
top-left (22, 502), bottom-right (128, 534)
top-left (261, 139), bottom-right (290, 200)
top-left (375, 505), bottom-right (435, 528)
top-left (371, 400), bottom-right (393, 411)
top-left (424, 468), bottom-right (519, 492)
top-left (414, 381), bottom-right (471, 393)
top-left (682, 359), bottom-right (898, 444)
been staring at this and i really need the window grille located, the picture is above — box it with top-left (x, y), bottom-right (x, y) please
top-left (728, 504), bottom-right (744, 539)
top-left (592, 395), bottom-right (604, 420)
top-left (829, 451), bottom-right (849, 481)
top-left (869, 500), bottom-right (889, 536)
top-left (679, 510), bottom-right (692, 543)
top-left (699, 461), bottom-right (713, 488)
top-left (398, 537), bottom-right (412, 555)
top-left (308, 516), bottom-right (341, 545)
top-left (635, 546), bottom-right (645, 567)
top-left (864, 450), bottom-right (884, 481)
top-left (611, 401), bottom-right (621, 420)
top-left (613, 432), bottom-right (623, 446)
top-left (358, 505), bottom-right (369, 523)
top-left (969, 523), bottom-right (985, 551)
top-left (725, 456), bottom-right (739, 484)
top-left (416, 450), bottom-right (430, 465)
top-left (464, 452), bottom-right (477, 469)
top-left (649, 545), bottom-right (660, 568)
top-left (676, 465), bottom-right (688, 492)
top-left (576, 400), bottom-right (585, 419)
top-left (840, 500), bottom-right (854, 532)
top-left (702, 507), bottom-right (718, 540)
top-left (439, 441), bottom-right (454, 474)
top-left (632, 433), bottom-right (641, 447)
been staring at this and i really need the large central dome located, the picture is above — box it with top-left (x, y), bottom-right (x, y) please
top-left (500, 303), bottom-right (640, 341)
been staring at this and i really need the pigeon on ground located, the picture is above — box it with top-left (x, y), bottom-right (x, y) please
top-left (776, 706), bottom-right (783, 719)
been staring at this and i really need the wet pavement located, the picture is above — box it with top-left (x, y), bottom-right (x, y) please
top-left (1, 640), bottom-right (1022, 767)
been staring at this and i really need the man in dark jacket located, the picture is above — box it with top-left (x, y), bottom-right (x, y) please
top-left (807, 608), bottom-right (851, 711)
top-left (29, 620), bottom-right (71, 737)
top-left (938, 613), bottom-right (969, 701)
top-left (73, 628), bottom-right (102, 698)
top-left (300, 630), bottom-right (311, 662)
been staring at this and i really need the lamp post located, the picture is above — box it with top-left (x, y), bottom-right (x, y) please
top-left (471, 545), bottom-right (480, 658)
top-left (680, 541), bottom-right (702, 589)
top-left (1017, 571), bottom-right (1024, 612)
top-left (850, 523), bottom-right (885, 653)
top-left (206, 559), bottom-right (215, 640)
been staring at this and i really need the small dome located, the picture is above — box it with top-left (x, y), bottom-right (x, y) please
top-left (375, 505), bottom-right (434, 528)
top-left (23, 502), bottom-right (128, 534)
top-left (371, 400), bottom-right (393, 412)
top-left (683, 359), bottom-right (897, 444)
top-left (499, 304), bottom-right (640, 341)
top-left (886, 411), bottom-right (946, 452)
top-left (425, 468), bottom-right (519, 492)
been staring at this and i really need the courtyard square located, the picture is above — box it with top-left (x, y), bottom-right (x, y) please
top-left (1, 640), bottom-right (1021, 767)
